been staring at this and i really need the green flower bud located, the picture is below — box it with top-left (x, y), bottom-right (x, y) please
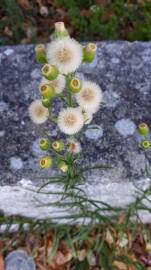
top-left (68, 78), bottom-right (81, 93)
top-left (52, 22), bottom-right (69, 39)
top-left (35, 44), bottom-right (47, 64)
top-left (138, 123), bottom-right (149, 136)
top-left (39, 84), bottom-right (55, 99)
top-left (42, 97), bottom-right (51, 108)
top-left (83, 43), bottom-right (97, 63)
top-left (141, 140), bottom-right (151, 150)
top-left (39, 138), bottom-right (50, 151)
top-left (40, 156), bottom-right (52, 169)
top-left (42, 64), bottom-right (59, 80)
top-left (58, 161), bottom-right (68, 173)
top-left (52, 141), bottom-right (64, 152)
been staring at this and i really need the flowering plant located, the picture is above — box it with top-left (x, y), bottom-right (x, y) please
top-left (29, 22), bottom-right (103, 190)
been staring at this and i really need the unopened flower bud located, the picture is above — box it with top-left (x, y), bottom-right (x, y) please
top-left (42, 97), bottom-right (51, 108)
top-left (68, 78), bottom-right (81, 93)
top-left (35, 44), bottom-right (47, 64)
top-left (55, 22), bottom-right (65, 32)
top-left (42, 64), bottom-right (59, 80)
top-left (40, 156), bottom-right (52, 169)
top-left (58, 161), bottom-right (68, 173)
top-left (138, 123), bottom-right (149, 136)
top-left (83, 43), bottom-right (97, 63)
top-left (53, 22), bottom-right (69, 39)
top-left (52, 141), bottom-right (64, 152)
top-left (39, 138), bottom-right (50, 151)
top-left (39, 84), bottom-right (55, 99)
top-left (141, 140), bottom-right (151, 150)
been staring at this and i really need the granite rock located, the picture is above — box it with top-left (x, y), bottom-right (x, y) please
top-left (0, 41), bottom-right (151, 221)
top-left (5, 250), bottom-right (36, 270)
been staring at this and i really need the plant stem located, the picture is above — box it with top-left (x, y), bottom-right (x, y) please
top-left (65, 73), bottom-right (73, 107)
top-left (68, 90), bottom-right (72, 107)
top-left (48, 112), bottom-right (57, 124)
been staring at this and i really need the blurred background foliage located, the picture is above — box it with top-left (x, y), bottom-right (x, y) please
top-left (0, 0), bottom-right (151, 45)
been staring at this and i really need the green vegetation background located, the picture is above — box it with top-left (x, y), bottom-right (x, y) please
top-left (1, 0), bottom-right (151, 45)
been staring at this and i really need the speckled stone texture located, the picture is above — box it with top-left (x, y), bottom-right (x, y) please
top-left (5, 250), bottom-right (36, 270)
top-left (0, 42), bottom-right (151, 221)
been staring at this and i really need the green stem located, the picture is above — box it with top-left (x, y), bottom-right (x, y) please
top-left (65, 73), bottom-right (74, 107)
top-left (48, 111), bottom-right (57, 124)
top-left (81, 164), bottom-right (112, 172)
top-left (68, 90), bottom-right (72, 107)
top-left (56, 94), bottom-right (67, 103)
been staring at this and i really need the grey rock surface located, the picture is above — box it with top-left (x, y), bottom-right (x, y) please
top-left (0, 41), bottom-right (151, 221)
top-left (5, 250), bottom-right (36, 270)
top-left (0, 178), bottom-right (151, 223)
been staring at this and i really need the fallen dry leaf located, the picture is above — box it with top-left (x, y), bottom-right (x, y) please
top-left (0, 255), bottom-right (4, 270)
top-left (47, 259), bottom-right (56, 269)
top-left (39, 6), bottom-right (49, 17)
top-left (131, 234), bottom-right (146, 257)
top-left (117, 212), bottom-right (127, 225)
top-left (0, 241), bottom-right (4, 249)
top-left (77, 249), bottom-right (87, 261)
top-left (105, 229), bottom-right (114, 246)
top-left (17, 0), bottom-right (31, 9)
top-left (113, 252), bottom-right (137, 270)
top-left (113, 260), bottom-right (127, 270)
top-left (36, 262), bottom-right (46, 270)
top-left (95, 0), bottom-right (111, 5)
top-left (36, 0), bottom-right (43, 8)
top-left (146, 242), bottom-right (151, 252)
top-left (4, 26), bottom-right (13, 37)
top-left (55, 251), bottom-right (67, 266)
top-left (127, 231), bottom-right (133, 249)
top-left (128, 266), bottom-right (137, 270)
top-left (80, 10), bottom-right (91, 17)
top-left (64, 250), bottom-right (72, 263)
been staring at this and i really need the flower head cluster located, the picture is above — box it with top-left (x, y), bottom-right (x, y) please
top-left (41, 74), bottom-right (66, 94)
top-left (58, 108), bottom-right (84, 135)
top-left (47, 37), bottom-right (83, 75)
top-left (76, 81), bottom-right (103, 114)
top-left (138, 123), bottom-right (151, 150)
top-left (67, 139), bottom-right (81, 154)
top-left (28, 21), bottom-right (103, 173)
top-left (28, 100), bottom-right (49, 124)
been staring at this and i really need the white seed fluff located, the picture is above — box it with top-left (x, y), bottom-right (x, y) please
top-left (68, 139), bottom-right (81, 154)
top-left (76, 81), bottom-right (103, 114)
top-left (58, 107), bottom-right (84, 135)
top-left (41, 74), bottom-right (66, 94)
top-left (28, 100), bottom-right (49, 124)
top-left (47, 37), bottom-right (83, 75)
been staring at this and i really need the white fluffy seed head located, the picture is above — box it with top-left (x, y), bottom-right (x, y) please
top-left (28, 100), bottom-right (49, 124)
top-left (58, 107), bottom-right (84, 135)
top-left (68, 139), bottom-right (81, 154)
top-left (41, 74), bottom-right (66, 94)
top-left (76, 81), bottom-right (103, 114)
top-left (47, 37), bottom-right (83, 75)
